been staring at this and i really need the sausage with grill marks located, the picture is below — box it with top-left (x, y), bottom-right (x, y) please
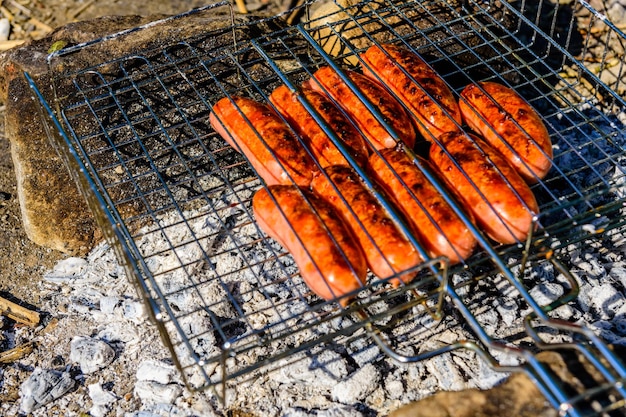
top-left (360, 43), bottom-right (462, 141)
top-left (459, 82), bottom-right (553, 183)
top-left (311, 165), bottom-right (422, 286)
top-left (369, 148), bottom-right (477, 264)
top-left (429, 131), bottom-right (539, 245)
top-left (304, 66), bottom-right (416, 150)
top-left (253, 185), bottom-right (367, 306)
top-left (209, 96), bottom-right (319, 187)
top-left (269, 85), bottom-right (369, 168)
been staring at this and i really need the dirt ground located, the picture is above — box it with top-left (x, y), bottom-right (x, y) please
top-left (0, 1), bottom-right (232, 308)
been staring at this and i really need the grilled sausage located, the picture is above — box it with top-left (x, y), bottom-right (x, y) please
top-left (269, 85), bottom-right (369, 168)
top-left (429, 131), bottom-right (539, 245)
top-left (360, 43), bottom-right (462, 141)
top-left (311, 165), bottom-right (422, 286)
top-left (253, 185), bottom-right (367, 306)
top-left (369, 148), bottom-right (477, 264)
top-left (304, 66), bottom-right (416, 150)
top-left (209, 96), bottom-right (319, 187)
top-left (459, 82), bottom-right (553, 182)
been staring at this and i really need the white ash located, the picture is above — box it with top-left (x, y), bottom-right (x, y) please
top-left (70, 336), bottom-right (116, 374)
top-left (1, 196), bottom-right (624, 417)
top-left (43, 256), bottom-right (90, 283)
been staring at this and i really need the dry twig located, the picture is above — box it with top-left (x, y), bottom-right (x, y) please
top-left (0, 295), bottom-right (40, 326)
top-left (27, 16), bottom-right (52, 33)
top-left (0, 39), bottom-right (24, 50)
top-left (235, 0), bottom-right (248, 14)
top-left (69, 0), bottom-right (95, 21)
top-left (0, 342), bottom-right (35, 364)
top-left (0, 5), bottom-right (15, 21)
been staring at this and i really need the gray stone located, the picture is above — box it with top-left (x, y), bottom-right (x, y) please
top-left (0, 13), bottom-right (240, 255)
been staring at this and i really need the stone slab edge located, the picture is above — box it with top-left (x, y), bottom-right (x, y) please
top-left (0, 13), bottom-right (231, 255)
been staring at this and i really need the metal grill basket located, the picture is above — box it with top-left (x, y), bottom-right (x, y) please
top-left (26, 0), bottom-right (626, 415)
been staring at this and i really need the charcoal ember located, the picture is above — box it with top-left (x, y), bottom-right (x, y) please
top-left (19, 368), bottom-right (76, 413)
top-left (578, 283), bottom-right (624, 320)
top-left (137, 359), bottom-right (179, 385)
top-left (528, 282), bottom-right (565, 306)
top-left (272, 349), bottom-right (349, 386)
top-left (43, 257), bottom-right (90, 283)
top-left (122, 299), bottom-right (147, 322)
top-left (613, 265), bottom-right (626, 288)
top-left (134, 380), bottom-right (183, 405)
top-left (425, 355), bottom-right (466, 391)
top-left (88, 382), bottom-right (118, 417)
top-left (349, 338), bottom-right (380, 368)
top-left (493, 298), bottom-right (519, 327)
top-left (614, 318), bottom-right (626, 336)
top-left (99, 295), bottom-right (120, 315)
top-left (287, 406), bottom-right (366, 416)
top-left (331, 363), bottom-right (380, 404)
top-left (69, 336), bottom-right (116, 374)
top-left (134, 358), bottom-right (183, 405)
top-left (550, 304), bottom-right (579, 322)
top-left (384, 371), bottom-right (405, 400)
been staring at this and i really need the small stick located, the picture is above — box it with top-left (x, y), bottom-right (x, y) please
top-left (0, 295), bottom-right (40, 326)
top-left (27, 16), bottom-right (53, 33)
top-left (6, 0), bottom-right (31, 17)
top-left (0, 6), bottom-right (15, 21)
top-left (0, 342), bottom-right (35, 364)
top-left (69, 0), bottom-right (95, 21)
top-left (286, 0), bottom-right (306, 26)
top-left (0, 39), bottom-right (25, 50)
top-left (235, 0), bottom-right (248, 15)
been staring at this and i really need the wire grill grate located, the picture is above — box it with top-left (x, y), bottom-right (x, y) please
top-left (26, 0), bottom-right (626, 415)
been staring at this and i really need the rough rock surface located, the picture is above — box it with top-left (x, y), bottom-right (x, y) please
top-left (390, 369), bottom-right (556, 417)
top-left (0, 11), bottom-right (238, 255)
top-left (0, 16), bottom-right (154, 255)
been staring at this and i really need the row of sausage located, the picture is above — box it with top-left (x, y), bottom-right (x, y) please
top-left (208, 43), bottom-right (553, 305)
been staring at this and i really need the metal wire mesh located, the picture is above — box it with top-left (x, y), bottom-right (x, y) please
top-left (26, 0), bottom-right (626, 415)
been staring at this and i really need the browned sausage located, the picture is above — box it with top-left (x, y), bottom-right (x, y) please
top-left (360, 43), bottom-right (462, 141)
top-left (459, 82), bottom-right (553, 183)
top-left (269, 85), bottom-right (369, 168)
top-left (304, 66), bottom-right (416, 150)
top-left (310, 165), bottom-right (422, 286)
top-left (429, 131), bottom-right (539, 245)
top-left (369, 148), bottom-right (477, 264)
top-left (209, 96), bottom-right (319, 187)
top-left (253, 185), bottom-right (367, 306)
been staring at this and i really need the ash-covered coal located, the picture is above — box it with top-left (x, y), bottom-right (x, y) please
top-left (1, 195), bottom-right (624, 416)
